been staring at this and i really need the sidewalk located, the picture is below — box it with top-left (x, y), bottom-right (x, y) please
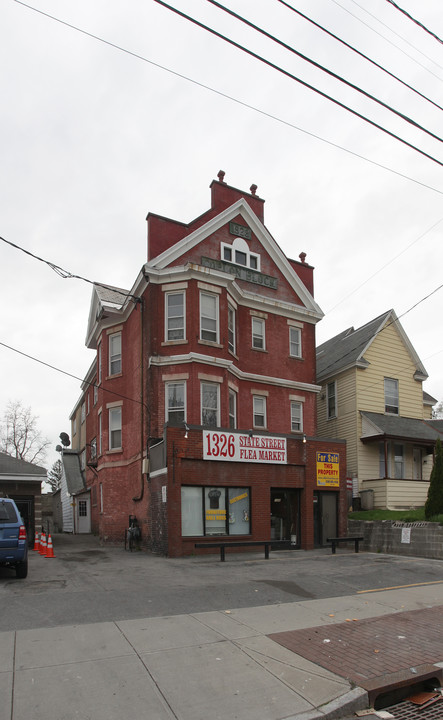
top-left (2, 578), bottom-right (443, 720)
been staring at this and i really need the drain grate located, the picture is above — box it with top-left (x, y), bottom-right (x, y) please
top-left (388, 697), bottom-right (443, 719)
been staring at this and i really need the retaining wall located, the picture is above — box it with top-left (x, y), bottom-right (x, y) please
top-left (348, 519), bottom-right (443, 560)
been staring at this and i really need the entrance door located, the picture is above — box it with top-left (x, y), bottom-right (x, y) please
top-left (77, 496), bottom-right (91, 534)
top-left (314, 492), bottom-right (337, 547)
top-left (270, 489), bottom-right (300, 547)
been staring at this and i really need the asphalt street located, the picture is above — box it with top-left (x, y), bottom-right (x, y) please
top-left (1, 533), bottom-right (443, 632)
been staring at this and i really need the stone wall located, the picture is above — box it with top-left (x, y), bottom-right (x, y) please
top-left (348, 519), bottom-right (443, 560)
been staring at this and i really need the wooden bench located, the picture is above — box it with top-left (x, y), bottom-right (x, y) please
top-left (194, 540), bottom-right (288, 562)
top-left (327, 536), bottom-right (364, 554)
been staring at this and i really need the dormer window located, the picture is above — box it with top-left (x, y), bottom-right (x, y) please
top-left (221, 238), bottom-right (260, 272)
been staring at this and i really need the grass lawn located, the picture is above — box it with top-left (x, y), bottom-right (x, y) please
top-left (348, 508), bottom-right (443, 524)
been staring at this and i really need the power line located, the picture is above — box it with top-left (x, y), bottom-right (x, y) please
top-left (155, 0), bottom-right (443, 167)
top-left (385, 0), bottom-right (443, 46)
top-left (276, 0), bottom-right (443, 112)
top-left (0, 236), bottom-right (139, 303)
top-left (10, 0), bottom-right (443, 195)
top-left (205, 0), bottom-right (443, 143)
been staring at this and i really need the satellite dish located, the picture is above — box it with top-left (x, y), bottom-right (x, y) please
top-left (59, 432), bottom-right (70, 447)
top-left (55, 445), bottom-right (63, 452)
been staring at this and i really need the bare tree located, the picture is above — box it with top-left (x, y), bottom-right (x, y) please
top-left (0, 400), bottom-right (49, 465)
top-left (47, 458), bottom-right (63, 492)
top-left (432, 401), bottom-right (443, 419)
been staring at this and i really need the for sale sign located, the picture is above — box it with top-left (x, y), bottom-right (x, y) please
top-left (203, 430), bottom-right (287, 464)
top-left (316, 452), bottom-right (340, 487)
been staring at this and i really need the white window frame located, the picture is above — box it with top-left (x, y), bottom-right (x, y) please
top-left (81, 402), bottom-right (86, 425)
top-left (165, 381), bottom-right (186, 425)
top-left (109, 332), bottom-right (122, 375)
top-left (93, 381), bottom-right (98, 406)
top-left (228, 305), bottom-right (236, 355)
top-left (109, 406), bottom-right (122, 450)
top-left (384, 378), bottom-right (399, 415)
top-left (201, 382), bottom-right (220, 428)
top-left (252, 317), bottom-right (265, 350)
top-left (98, 412), bottom-right (102, 456)
top-left (200, 292), bottom-right (219, 344)
top-left (253, 395), bottom-right (266, 429)
top-left (97, 343), bottom-right (102, 385)
top-left (229, 388), bottom-right (237, 429)
top-left (289, 326), bottom-right (302, 358)
top-left (221, 238), bottom-right (261, 272)
top-left (165, 291), bottom-right (185, 342)
top-left (290, 401), bottom-right (303, 432)
top-left (327, 381), bottom-right (337, 419)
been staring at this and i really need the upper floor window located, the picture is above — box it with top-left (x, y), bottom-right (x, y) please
top-left (80, 449), bottom-right (86, 471)
top-left (291, 401), bottom-right (303, 432)
top-left (73, 417), bottom-right (77, 436)
top-left (93, 380), bottom-right (98, 406)
top-left (229, 389), bottom-right (237, 429)
top-left (289, 326), bottom-right (302, 358)
top-left (327, 381), bottom-right (337, 419)
top-left (384, 378), bottom-right (399, 414)
top-left (201, 382), bottom-right (220, 428)
top-left (109, 406), bottom-right (122, 450)
top-left (81, 402), bottom-right (86, 424)
top-left (90, 437), bottom-right (97, 461)
top-left (98, 412), bottom-right (102, 456)
top-left (200, 292), bottom-right (219, 343)
top-left (221, 237), bottom-right (260, 271)
top-left (253, 395), bottom-right (266, 429)
top-left (228, 305), bottom-right (236, 354)
top-left (166, 291), bottom-right (185, 341)
top-left (166, 381), bottom-right (186, 425)
top-left (109, 333), bottom-right (122, 375)
top-left (97, 343), bottom-right (102, 385)
top-left (252, 317), bottom-right (265, 350)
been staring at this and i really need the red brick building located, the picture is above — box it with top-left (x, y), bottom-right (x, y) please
top-left (73, 172), bottom-right (346, 556)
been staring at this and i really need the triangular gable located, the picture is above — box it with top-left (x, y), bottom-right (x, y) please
top-left (85, 284), bottom-right (129, 349)
top-left (147, 198), bottom-right (323, 319)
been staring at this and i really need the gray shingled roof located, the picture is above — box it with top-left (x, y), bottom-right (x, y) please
top-left (0, 451), bottom-right (47, 477)
top-left (361, 412), bottom-right (443, 444)
top-left (316, 310), bottom-right (428, 382)
top-left (95, 284), bottom-right (128, 308)
top-left (61, 450), bottom-right (85, 495)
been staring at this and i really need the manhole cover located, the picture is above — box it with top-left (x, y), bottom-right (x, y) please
top-left (387, 697), bottom-right (443, 719)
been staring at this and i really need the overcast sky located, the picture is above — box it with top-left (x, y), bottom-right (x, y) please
top-left (1, 0), bottom-right (442, 472)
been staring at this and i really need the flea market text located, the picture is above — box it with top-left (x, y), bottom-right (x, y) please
top-left (203, 431), bottom-right (287, 464)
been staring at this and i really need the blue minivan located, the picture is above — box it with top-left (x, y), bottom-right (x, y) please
top-left (0, 497), bottom-right (28, 578)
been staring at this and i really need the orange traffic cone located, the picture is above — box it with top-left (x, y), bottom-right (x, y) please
top-left (34, 532), bottom-right (40, 552)
top-left (39, 532), bottom-right (46, 556)
top-left (45, 534), bottom-right (55, 558)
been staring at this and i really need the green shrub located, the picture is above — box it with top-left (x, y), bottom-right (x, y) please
top-left (425, 438), bottom-right (443, 519)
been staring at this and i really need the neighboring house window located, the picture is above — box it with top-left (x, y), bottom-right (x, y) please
top-left (228, 305), bottom-right (236, 354)
top-left (229, 389), bottom-right (237, 429)
top-left (73, 417), bottom-right (77, 436)
top-left (81, 402), bottom-right (86, 425)
top-left (384, 378), bottom-right (399, 414)
top-left (291, 401), bottom-right (303, 432)
top-left (98, 343), bottom-right (102, 385)
top-left (166, 291), bottom-right (185, 341)
top-left (166, 382), bottom-right (186, 425)
top-left (253, 395), bottom-right (266, 428)
top-left (394, 443), bottom-right (404, 479)
top-left (289, 327), bottom-right (301, 358)
top-left (98, 413), bottom-right (102, 456)
top-left (200, 292), bottom-right (219, 343)
top-left (327, 382), bottom-right (337, 419)
top-left (109, 407), bottom-right (122, 450)
top-left (201, 382), bottom-right (220, 427)
top-left (109, 333), bottom-right (122, 375)
top-left (252, 317), bottom-right (265, 350)
top-left (181, 486), bottom-right (250, 536)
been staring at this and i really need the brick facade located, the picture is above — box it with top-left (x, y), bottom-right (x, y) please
top-left (73, 173), bottom-right (347, 555)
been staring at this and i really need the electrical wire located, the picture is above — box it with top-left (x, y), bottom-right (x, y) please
top-left (0, 236), bottom-right (139, 303)
top-left (155, 0), bottom-right (443, 167)
top-left (385, 0), bottom-right (443, 46)
top-left (10, 0), bottom-right (443, 195)
top-left (276, 0), bottom-right (443, 112)
top-left (205, 0), bottom-right (443, 143)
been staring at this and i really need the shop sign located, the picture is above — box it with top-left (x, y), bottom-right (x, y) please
top-left (316, 452), bottom-right (340, 487)
top-left (203, 430), bottom-right (287, 464)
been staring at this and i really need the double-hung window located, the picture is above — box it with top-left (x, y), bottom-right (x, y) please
top-left (228, 305), bottom-right (236, 354)
top-left (327, 381), bottom-right (337, 419)
top-left (252, 317), bottom-right (265, 350)
top-left (384, 378), bottom-right (399, 414)
top-left (291, 401), bottom-right (303, 432)
top-left (109, 333), bottom-right (121, 375)
top-left (166, 292), bottom-right (185, 341)
top-left (201, 382), bottom-right (220, 428)
top-left (253, 395), bottom-right (266, 428)
top-left (166, 382), bottom-right (186, 425)
top-left (229, 389), bottom-right (237, 429)
top-left (200, 292), bottom-right (218, 343)
top-left (289, 327), bottom-right (301, 358)
top-left (109, 406), bottom-right (122, 450)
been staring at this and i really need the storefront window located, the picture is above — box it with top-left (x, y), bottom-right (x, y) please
top-left (181, 486), bottom-right (250, 537)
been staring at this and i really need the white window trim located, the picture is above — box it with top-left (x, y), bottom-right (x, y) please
top-left (109, 406), bottom-right (122, 451)
top-left (229, 388), bottom-right (237, 429)
top-left (221, 237), bottom-right (261, 272)
top-left (201, 382), bottom-right (220, 427)
top-left (228, 304), bottom-right (236, 355)
top-left (252, 317), bottom-right (265, 350)
top-left (289, 326), bottom-right (302, 358)
top-left (290, 401), bottom-right (303, 433)
top-left (165, 290), bottom-right (186, 343)
top-left (384, 377), bottom-right (399, 415)
top-left (165, 380), bottom-right (187, 424)
top-left (327, 381), bottom-right (337, 420)
top-left (108, 332), bottom-right (122, 376)
top-left (253, 395), bottom-right (267, 429)
top-left (200, 291), bottom-right (219, 344)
